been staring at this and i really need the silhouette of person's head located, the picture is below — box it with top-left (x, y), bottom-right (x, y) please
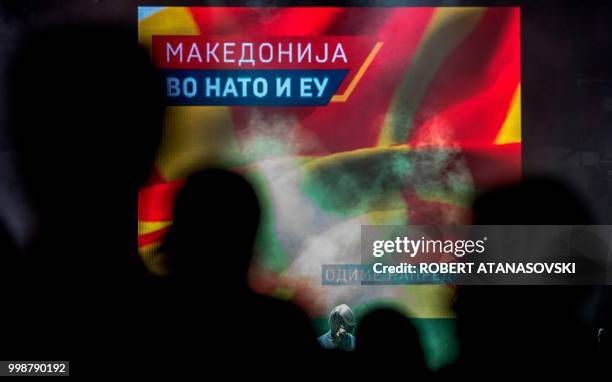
top-left (5, 24), bottom-right (166, 361)
top-left (157, 170), bottom-right (320, 360)
top-left (356, 308), bottom-right (427, 368)
top-left (6, 23), bottom-right (164, 291)
top-left (8, 24), bottom-right (163, 234)
top-left (455, 176), bottom-right (601, 376)
top-left (163, 169), bottom-right (261, 288)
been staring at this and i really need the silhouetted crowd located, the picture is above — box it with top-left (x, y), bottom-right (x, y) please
top-left (1, 23), bottom-right (611, 379)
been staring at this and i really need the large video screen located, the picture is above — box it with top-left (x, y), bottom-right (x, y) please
top-left (137, 6), bottom-right (520, 367)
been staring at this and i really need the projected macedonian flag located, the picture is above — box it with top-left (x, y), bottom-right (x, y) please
top-left (137, 7), bottom-right (520, 323)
